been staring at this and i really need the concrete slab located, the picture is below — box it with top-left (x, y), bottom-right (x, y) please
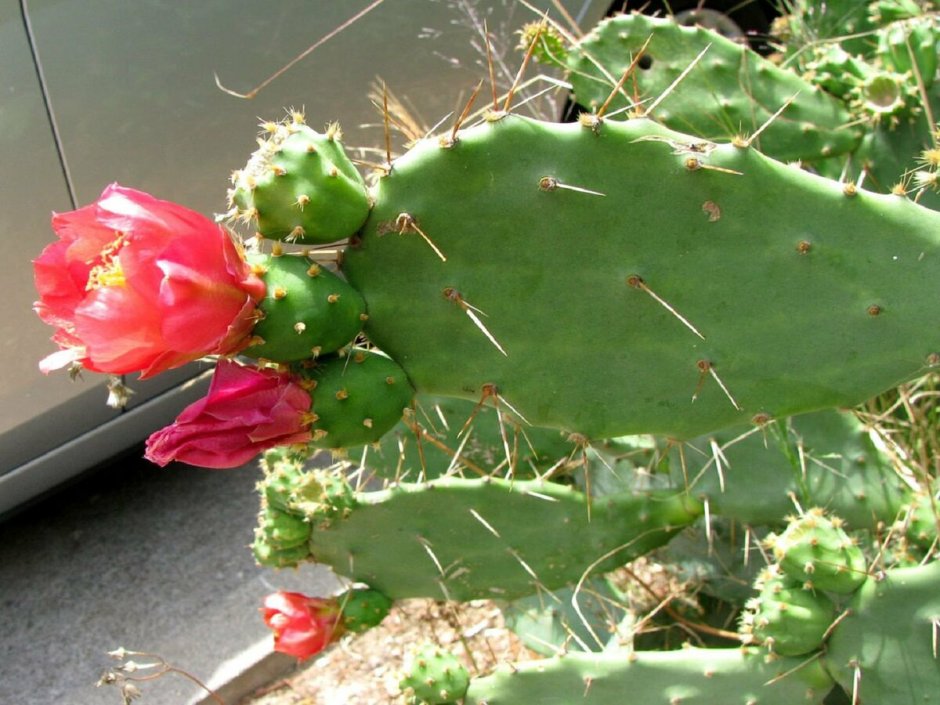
top-left (0, 449), bottom-right (340, 705)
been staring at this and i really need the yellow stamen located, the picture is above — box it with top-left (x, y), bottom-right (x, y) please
top-left (86, 232), bottom-right (128, 290)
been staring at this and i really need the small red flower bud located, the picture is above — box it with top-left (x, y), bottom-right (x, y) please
top-left (261, 591), bottom-right (343, 660)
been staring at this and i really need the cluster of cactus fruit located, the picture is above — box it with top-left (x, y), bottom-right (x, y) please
top-left (35, 0), bottom-right (940, 703)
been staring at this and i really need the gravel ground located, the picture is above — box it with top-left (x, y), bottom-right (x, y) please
top-left (238, 599), bottom-right (537, 705)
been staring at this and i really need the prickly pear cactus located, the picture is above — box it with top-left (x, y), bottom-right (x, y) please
top-left (234, 7), bottom-right (940, 701)
top-left (39, 3), bottom-right (940, 704)
top-left (297, 348), bottom-right (415, 449)
top-left (350, 394), bottom-right (581, 482)
top-left (338, 587), bottom-right (393, 634)
top-left (660, 408), bottom-right (911, 529)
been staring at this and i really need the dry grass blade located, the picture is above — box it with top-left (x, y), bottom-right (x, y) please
top-left (215, 0), bottom-right (386, 99)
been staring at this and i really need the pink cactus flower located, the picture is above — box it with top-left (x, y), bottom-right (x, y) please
top-left (261, 591), bottom-right (343, 660)
top-left (144, 361), bottom-right (313, 468)
top-left (33, 183), bottom-right (265, 378)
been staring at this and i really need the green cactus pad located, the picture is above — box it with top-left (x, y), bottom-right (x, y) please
top-left (665, 409), bottom-right (909, 529)
top-left (825, 560), bottom-right (940, 705)
top-left (775, 0), bottom-right (875, 58)
top-left (465, 646), bottom-right (834, 704)
top-left (298, 349), bottom-right (415, 449)
top-left (565, 13), bottom-right (860, 161)
top-left (503, 578), bottom-right (630, 655)
top-left (242, 254), bottom-right (366, 362)
top-left (306, 477), bottom-right (702, 600)
top-left (740, 567), bottom-right (836, 657)
top-left (400, 645), bottom-right (470, 705)
top-left (229, 118), bottom-right (370, 243)
top-left (338, 587), bottom-right (393, 633)
top-left (353, 394), bottom-right (581, 482)
top-left (768, 509), bottom-right (869, 593)
top-left (343, 114), bottom-right (940, 440)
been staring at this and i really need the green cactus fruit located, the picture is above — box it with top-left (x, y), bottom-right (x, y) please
top-left (767, 509), bottom-right (868, 593)
top-left (878, 18), bottom-right (938, 89)
top-left (306, 476), bottom-right (702, 600)
top-left (298, 349), bottom-right (415, 450)
top-left (804, 45), bottom-right (871, 99)
top-left (850, 69), bottom-right (921, 123)
top-left (899, 492), bottom-right (940, 549)
top-left (465, 646), bottom-right (835, 704)
top-left (258, 445), bottom-right (311, 476)
top-left (400, 646), bottom-right (470, 705)
top-left (259, 459), bottom-right (357, 525)
top-left (825, 560), bottom-right (940, 705)
top-left (259, 462), bottom-right (306, 514)
top-left (288, 469), bottom-right (358, 526)
top-left (338, 587), bottom-right (393, 633)
top-left (517, 20), bottom-right (568, 66)
top-left (241, 253), bottom-right (367, 362)
top-left (251, 530), bottom-right (311, 568)
top-left (256, 505), bottom-right (311, 550)
top-left (565, 13), bottom-right (860, 162)
top-left (343, 113), bottom-right (940, 441)
top-left (739, 566), bottom-right (836, 656)
top-left (228, 115), bottom-right (370, 243)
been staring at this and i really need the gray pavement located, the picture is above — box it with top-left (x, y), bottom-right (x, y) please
top-left (0, 449), bottom-right (340, 705)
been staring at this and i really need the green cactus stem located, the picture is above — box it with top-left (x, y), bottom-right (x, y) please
top-left (351, 394), bottom-right (582, 482)
top-left (664, 409), bottom-right (910, 530)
